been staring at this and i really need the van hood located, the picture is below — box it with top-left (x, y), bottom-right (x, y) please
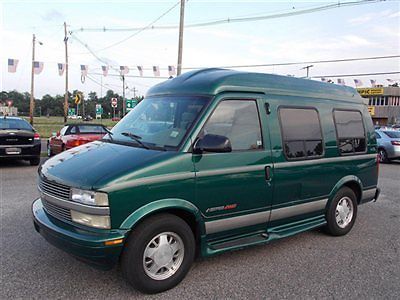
top-left (39, 140), bottom-right (176, 189)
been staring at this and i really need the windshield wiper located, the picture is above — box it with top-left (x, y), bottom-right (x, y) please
top-left (121, 132), bottom-right (149, 149)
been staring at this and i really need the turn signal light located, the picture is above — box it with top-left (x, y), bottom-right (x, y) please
top-left (104, 239), bottom-right (124, 246)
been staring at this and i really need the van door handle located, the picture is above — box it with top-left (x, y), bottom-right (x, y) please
top-left (265, 166), bottom-right (272, 181)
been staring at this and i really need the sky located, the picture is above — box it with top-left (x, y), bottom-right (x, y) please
top-left (1, 0), bottom-right (399, 99)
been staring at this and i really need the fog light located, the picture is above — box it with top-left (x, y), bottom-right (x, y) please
top-left (71, 210), bottom-right (110, 229)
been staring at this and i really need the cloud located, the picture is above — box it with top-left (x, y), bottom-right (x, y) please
top-left (348, 9), bottom-right (393, 25)
top-left (41, 9), bottom-right (65, 22)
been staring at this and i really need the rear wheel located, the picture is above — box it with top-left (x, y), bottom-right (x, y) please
top-left (378, 148), bottom-right (390, 163)
top-left (325, 187), bottom-right (358, 236)
top-left (30, 156), bottom-right (40, 166)
top-left (121, 213), bottom-right (195, 294)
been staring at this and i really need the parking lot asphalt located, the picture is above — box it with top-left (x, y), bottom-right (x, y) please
top-left (1, 158), bottom-right (399, 299)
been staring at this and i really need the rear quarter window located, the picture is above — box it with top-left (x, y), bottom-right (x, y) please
top-left (333, 110), bottom-right (366, 155)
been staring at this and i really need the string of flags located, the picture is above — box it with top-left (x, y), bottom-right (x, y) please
top-left (6, 58), bottom-right (398, 86)
top-left (7, 58), bottom-right (176, 78)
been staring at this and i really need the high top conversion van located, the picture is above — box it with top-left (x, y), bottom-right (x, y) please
top-left (33, 69), bottom-right (379, 293)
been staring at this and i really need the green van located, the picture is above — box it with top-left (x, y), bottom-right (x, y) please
top-left (32, 69), bottom-right (380, 293)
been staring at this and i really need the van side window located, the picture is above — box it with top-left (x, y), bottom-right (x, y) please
top-left (279, 108), bottom-right (323, 160)
top-left (202, 100), bottom-right (263, 151)
top-left (333, 110), bottom-right (366, 155)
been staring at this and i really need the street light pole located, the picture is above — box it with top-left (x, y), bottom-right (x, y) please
top-left (64, 22), bottom-right (69, 123)
top-left (122, 75), bottom-right (126, 116)
top-left (301, 64), bottom-right (314, 78)
top-left (29, 34), bottom-right (36, 125)
top-left (177, 0), bottom-right (185, 76)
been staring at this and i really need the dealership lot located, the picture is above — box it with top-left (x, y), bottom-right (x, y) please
top-left (1, 159), bottom-right (399, 299)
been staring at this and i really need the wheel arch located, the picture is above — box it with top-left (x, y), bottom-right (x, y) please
top-left (120, 198), bottom-right (205, 241)
top-left (328, 175), bottom-right (363, 206)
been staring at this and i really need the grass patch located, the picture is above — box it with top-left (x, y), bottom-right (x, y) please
top-left (24, 116), bottom-right (118, 138)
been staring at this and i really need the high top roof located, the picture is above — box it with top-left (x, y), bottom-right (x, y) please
top-left (147, 68), bottom-right (364, 103)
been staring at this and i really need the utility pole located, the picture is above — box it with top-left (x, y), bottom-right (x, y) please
top-left (122, 75), bottom-right (126, 116)
top-left (301, 64), bottom-right (314, 78)
top-left (177, 0), bottom-right (185, 76)
top-left (63, 22), bottom-right (69, 123)
top-left (132, 87), bottom-right (137, 98)
top-left (29, 34), bottom-right (36, 125)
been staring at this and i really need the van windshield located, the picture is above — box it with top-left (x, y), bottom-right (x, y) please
top-left (109, 96), bottom-right (210, 150)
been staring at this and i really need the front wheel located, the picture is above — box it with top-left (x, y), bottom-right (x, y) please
top-left (325, 187), bottom-right (358, 236)
top-left (121, 213), bottom-right (195, 294)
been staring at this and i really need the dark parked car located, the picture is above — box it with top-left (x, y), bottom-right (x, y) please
top-left (83, 115), bottom-right (93, 121)
top-left (0, 116), bottom-right (41, 165)
top-left (375, 129), bottom-right (400, 162)
top-left (47, 123), bottom-right (108, 156)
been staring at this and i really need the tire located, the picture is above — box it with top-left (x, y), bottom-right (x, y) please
top-left (378, 148), bottom-right (390, 163)
top-left (325, 187), bottom-right (358, 236)
top-left (30, 156), bottom-right (40, 166)
top-left (121, 213), bottom-right (195, 294)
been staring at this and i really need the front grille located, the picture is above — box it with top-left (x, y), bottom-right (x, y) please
top-left (42, 198), bottom-right (72, 222)
top-left (38, 177), bottom-right (71, 201)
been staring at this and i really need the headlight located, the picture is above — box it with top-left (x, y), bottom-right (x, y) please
top-left (70, 188), bottom-right (109, 206)
top-left (71, 210), bottom-right (110, 229)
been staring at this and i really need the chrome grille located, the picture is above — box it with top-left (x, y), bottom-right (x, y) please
top-left (38, 177), bottom-right (70, 201)
top-left (42, 198), bottom-right (72, 222)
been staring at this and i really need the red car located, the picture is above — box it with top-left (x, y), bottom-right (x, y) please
top-left (47, 124), bottom-right (109, 156)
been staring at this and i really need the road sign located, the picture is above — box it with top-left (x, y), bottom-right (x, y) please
top-left (111, 98), bottom-right (118, 108)
top-left (95, 104), bottom-right (103, 119)
top-left (126, 99), bottom-right (138, 112)
top-left (68, 108), bottom-right (76, 116)
top-left (75, 93), bottom-right (82, 105)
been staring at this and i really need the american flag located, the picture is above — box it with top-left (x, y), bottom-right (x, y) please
top-left (8, 58), bottom-right (19, 73)
top-left (34, 61), bottom-right (44, 75)
top-left (137, 66), bottom-right (143, 77)
top-left (386, 79), bottom-right (395, 83)
top-left (120, 66), bottom-right (129, 75)
top-left (168, 65), bottom-right (176, 76)
top-left (153, 66), bottom-right (160, 77)
top-left (370, 79), bottom-right (376, 87)
top-left (57, 63), bottom-right (65, 76)
top-left (353, 79), bottom-right (363, 87)
top-left (80, 65), bottom-right (88, 76)
top-left (102, 65), bottom-right (109, 77)
top-left (337, 78), bottom-right (345, 85)
top-left (321, 77), bottom-right (326, 82)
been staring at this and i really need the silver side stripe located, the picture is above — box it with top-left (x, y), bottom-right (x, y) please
top-left (197, 165), bottom-right (265, 178)
top-left (274, 153), bottom-right (376, 169)
top-left (205, 198), bottom-right (328, 234)
top-left (362, 188), bottom-right (377, 201)
top-left (269, 199), bottom-right (327, 221)
top-left (205, 211), bottom-right (270, 235)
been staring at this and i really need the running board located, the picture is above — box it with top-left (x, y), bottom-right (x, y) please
top-left (209, 232), bottom-right (269, 251)
top-left (268, 215), bottom-right (327, 239)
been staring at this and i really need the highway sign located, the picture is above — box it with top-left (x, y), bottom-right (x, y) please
top-left (126, 99), bottom-right (138, 112)
top-left (68, 108), bottom-right (76, 116)
top-left (95, 104), bottom-right (103, 119)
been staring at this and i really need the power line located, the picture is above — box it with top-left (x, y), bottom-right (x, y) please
top-left (183, 54), bottom-right (400, 70)
top-left (88, 72), bottom-right (170, 79)
top-left (71, 0), bottom-right (384, 33)
top-left (311, 71), bottom-right (400, 78)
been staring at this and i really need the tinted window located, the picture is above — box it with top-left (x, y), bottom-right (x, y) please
top-left (202, 100), bottom-right (263, 151)
top-left (60, 126), bottom-right (68, 136)
top-left (69, 126), bottom-right (77, 134)
top-left (334, 110), bottom-right (366, 154)
top-left (0, 118), bottom-right (33, 131)
top-left (375, 132), bottom-right (381, 139)
top-left (78, 125), bottom-right (106, 134)
top-left (383, 131), bottom-right (400, 138)
top-left (279, 108), bottom-right (323, 159)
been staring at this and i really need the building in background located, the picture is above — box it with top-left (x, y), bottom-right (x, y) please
top-left (357, 86), bottom-right (400, 125)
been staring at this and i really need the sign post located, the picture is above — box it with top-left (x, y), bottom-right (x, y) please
top-left (111, 97), bottom-right (118, 119)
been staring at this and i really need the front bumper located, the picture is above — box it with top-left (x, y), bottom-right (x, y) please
top-left (32, 198), bottom-right (128, 270)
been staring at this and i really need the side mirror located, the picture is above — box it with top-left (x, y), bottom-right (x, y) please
top-left (193, 134), bottom-right (232, 154)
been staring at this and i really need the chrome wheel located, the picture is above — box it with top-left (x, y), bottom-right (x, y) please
top-left (143, 232), bottom-right (184, 281)
top-left (378, 149), bottom-right (387, 163)
top-left (335, 196), bottom-right (354, 228)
